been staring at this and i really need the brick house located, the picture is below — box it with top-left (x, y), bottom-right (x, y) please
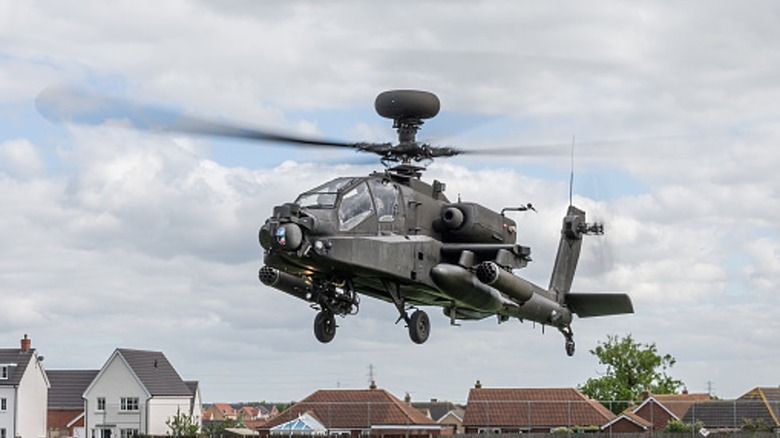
top-left (683, 387), bottom-right (780, 431)
top-left (258, 384), bottom-right (443, 437)
top-left (462, 385), bottom-right (615, 433)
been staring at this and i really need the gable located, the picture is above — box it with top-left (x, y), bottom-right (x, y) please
top-left (85, 352), bottom-right (149, 398)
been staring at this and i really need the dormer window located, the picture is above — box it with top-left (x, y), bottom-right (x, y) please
top-left (0, 365), bottom-right (9, 380)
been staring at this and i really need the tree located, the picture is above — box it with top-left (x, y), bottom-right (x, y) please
top-left (578, 334), bottom-right (683, 413)
top-left (166, 408), bottom-right (200, 437)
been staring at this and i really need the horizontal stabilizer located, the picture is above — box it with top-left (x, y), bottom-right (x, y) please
top-left (566, 293), bottom-right (634, 318)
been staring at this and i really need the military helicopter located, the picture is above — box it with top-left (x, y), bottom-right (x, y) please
top-left (36, 87), bottom-right (633, 356)
top-left (254, 90), bottom-right (633, 356)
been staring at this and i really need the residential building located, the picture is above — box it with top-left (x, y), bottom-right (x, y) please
top-left (46, 369), bottom-right (99, 438)
top-left (259, 383), bottom-right (443, 437)
top-left (601, 410), bottom-right (653, 433)
top-left (83, 348), bottom-right (201, 438)
top-left (683, 387), bottom-right (780, 431)
top-left (0, 335), bottom-right (50, 438)
top-left (204, 403), bottom-right (237, 421)
top-left (631, 390), bottom-right (710, 431)
top-left (410, 398), bottom-right (464, 434)
top-left (461, 384), bottom-right (616, 433)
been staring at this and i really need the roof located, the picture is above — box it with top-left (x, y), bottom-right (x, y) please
top-left (462, 387), bottom-right (616, 428)
top-left (412, 401), bottom-right (464, 422)
top-left (116, 348), bottom-right (193, 397)
top-left (47, 369), bottom-right (99, 409)
top-left (0, 348), bottom-right (36, 386)
top-left (261, 389), bottom-right (436, 430)
top-left (603, 410), bottom-right (653, 430)
top-left (683, 387), bottom-right (780, 429)
top-left (636, 392), bottom-right (711, 420)
top-left (740, 387), bottom-right (780, 425)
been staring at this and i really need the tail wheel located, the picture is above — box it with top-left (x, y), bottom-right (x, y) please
top-left (566, 340), bottom-right (576, 357)
top-left (314, 310), bottom-right (337, 343)
top-left (408, 310), bottom-right (430, 344)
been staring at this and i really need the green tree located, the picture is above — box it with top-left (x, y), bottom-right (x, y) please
top-left (166, 407), bottom-right (200, 437)
top-left (578, 334), bottom-right (683, 413)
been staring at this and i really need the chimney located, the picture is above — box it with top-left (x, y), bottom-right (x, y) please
top-left (21, 334), bottom-right (31, 351)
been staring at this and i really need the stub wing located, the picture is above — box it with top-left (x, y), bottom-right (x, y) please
top-left (565, 293), bottom-right (634, 318)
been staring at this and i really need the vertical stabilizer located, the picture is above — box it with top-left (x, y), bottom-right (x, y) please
top-left (549, 205), bottom-right (591, 302)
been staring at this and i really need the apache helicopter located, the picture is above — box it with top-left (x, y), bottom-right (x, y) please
top-left (36, 87), bottom-right (633, 356)
top-left (254, 90), bottom-right (633, 356)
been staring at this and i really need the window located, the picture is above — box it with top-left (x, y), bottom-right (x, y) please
top-left (1, 428), bottom-right (6, 438)
top-left (338, 182), bottom-right (374, 230)
top-left (97, 397), bottom-right (106, 411)
top-left (120, 429), bottom-right (138, 438)
top-left (120, 397), bottom-right (139, 411)
top-left (0, 398), bottom-right (5, 411)
top-left (369, 179), bottom-right (399, 222)
top-left (0, 366), bottom-right (7, 380)
top-left (295, 177), bottom-right (356, 209)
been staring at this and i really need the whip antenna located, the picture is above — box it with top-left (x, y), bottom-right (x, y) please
top-left (569, 135), bottom-right (575, 206)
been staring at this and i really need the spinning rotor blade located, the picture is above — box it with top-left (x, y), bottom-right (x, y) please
top-left (35, 86), bottom-right (379, 150)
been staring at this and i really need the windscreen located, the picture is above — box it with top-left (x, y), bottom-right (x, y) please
top-left (295, 177), bottom-right (356, 209)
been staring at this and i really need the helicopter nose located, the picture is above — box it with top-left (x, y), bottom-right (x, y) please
top-left (274, 222), bottom-right (303, 251)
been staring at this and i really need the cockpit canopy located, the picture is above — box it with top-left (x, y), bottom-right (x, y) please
top-left (294, 176), bottom-right (400, 231)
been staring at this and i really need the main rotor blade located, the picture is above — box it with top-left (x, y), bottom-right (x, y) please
top-left (35, 86), bottom-right (361, 149)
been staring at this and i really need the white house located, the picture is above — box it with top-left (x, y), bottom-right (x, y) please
top-left (83, 349), bottom-right (201, 438)
top-left (0, 335), bottom-right (50, 438)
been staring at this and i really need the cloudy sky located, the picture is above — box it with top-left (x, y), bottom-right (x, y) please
top-left (2, 1), bottom-right (779, 404)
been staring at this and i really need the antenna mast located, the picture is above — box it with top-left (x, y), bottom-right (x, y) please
top-left (569, 135), bottom-right (575, 206)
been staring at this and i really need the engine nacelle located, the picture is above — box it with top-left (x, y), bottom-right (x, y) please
top-left (430, 263), bottom-right (510, 313)
top-left (476, 261), bottom-right (545, 303)
top-left (434, 203), bottom-right (517, 244)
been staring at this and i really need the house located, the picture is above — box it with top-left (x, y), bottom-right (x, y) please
top-left (630, 390), bottom-right (710, 431)
top-left (683, 387), bottom-right (780, 431)
top-left (205, 403), bottom-right (238, 421)
top-left (0, 335), bottom-right (50, 438)
top-left (258, 383), bottom-right (443, 437)
top-left (461, 384), bottom-right (616, 433)
top-left (601, 410), bottom-right (653, 433)
top-left (47, 369), bottom-right (99, 438)
top-left (410, 398), bottom-right (464, 434)
top-left (256, 404), bottom-right (279, 421)
top-left (83, 348), bottom-right (202, 438)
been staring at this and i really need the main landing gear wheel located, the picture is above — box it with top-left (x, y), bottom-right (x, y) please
top-left (314, 310), bottom-right (337, 343)
top-left (408, 310), bottom-right (430, 344)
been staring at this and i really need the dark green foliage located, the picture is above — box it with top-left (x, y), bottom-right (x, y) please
top-left (663, 419), bottom-right (703, 433)
top-left (579, 334), bottom-right (683, 413)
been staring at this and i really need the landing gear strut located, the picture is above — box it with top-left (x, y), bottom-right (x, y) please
top-left (559, 325), bottom-right (576, 357)
top-left (310, 278), bottom-right (358, 344)
top-left (384, 280), bottom-right (431, 344)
